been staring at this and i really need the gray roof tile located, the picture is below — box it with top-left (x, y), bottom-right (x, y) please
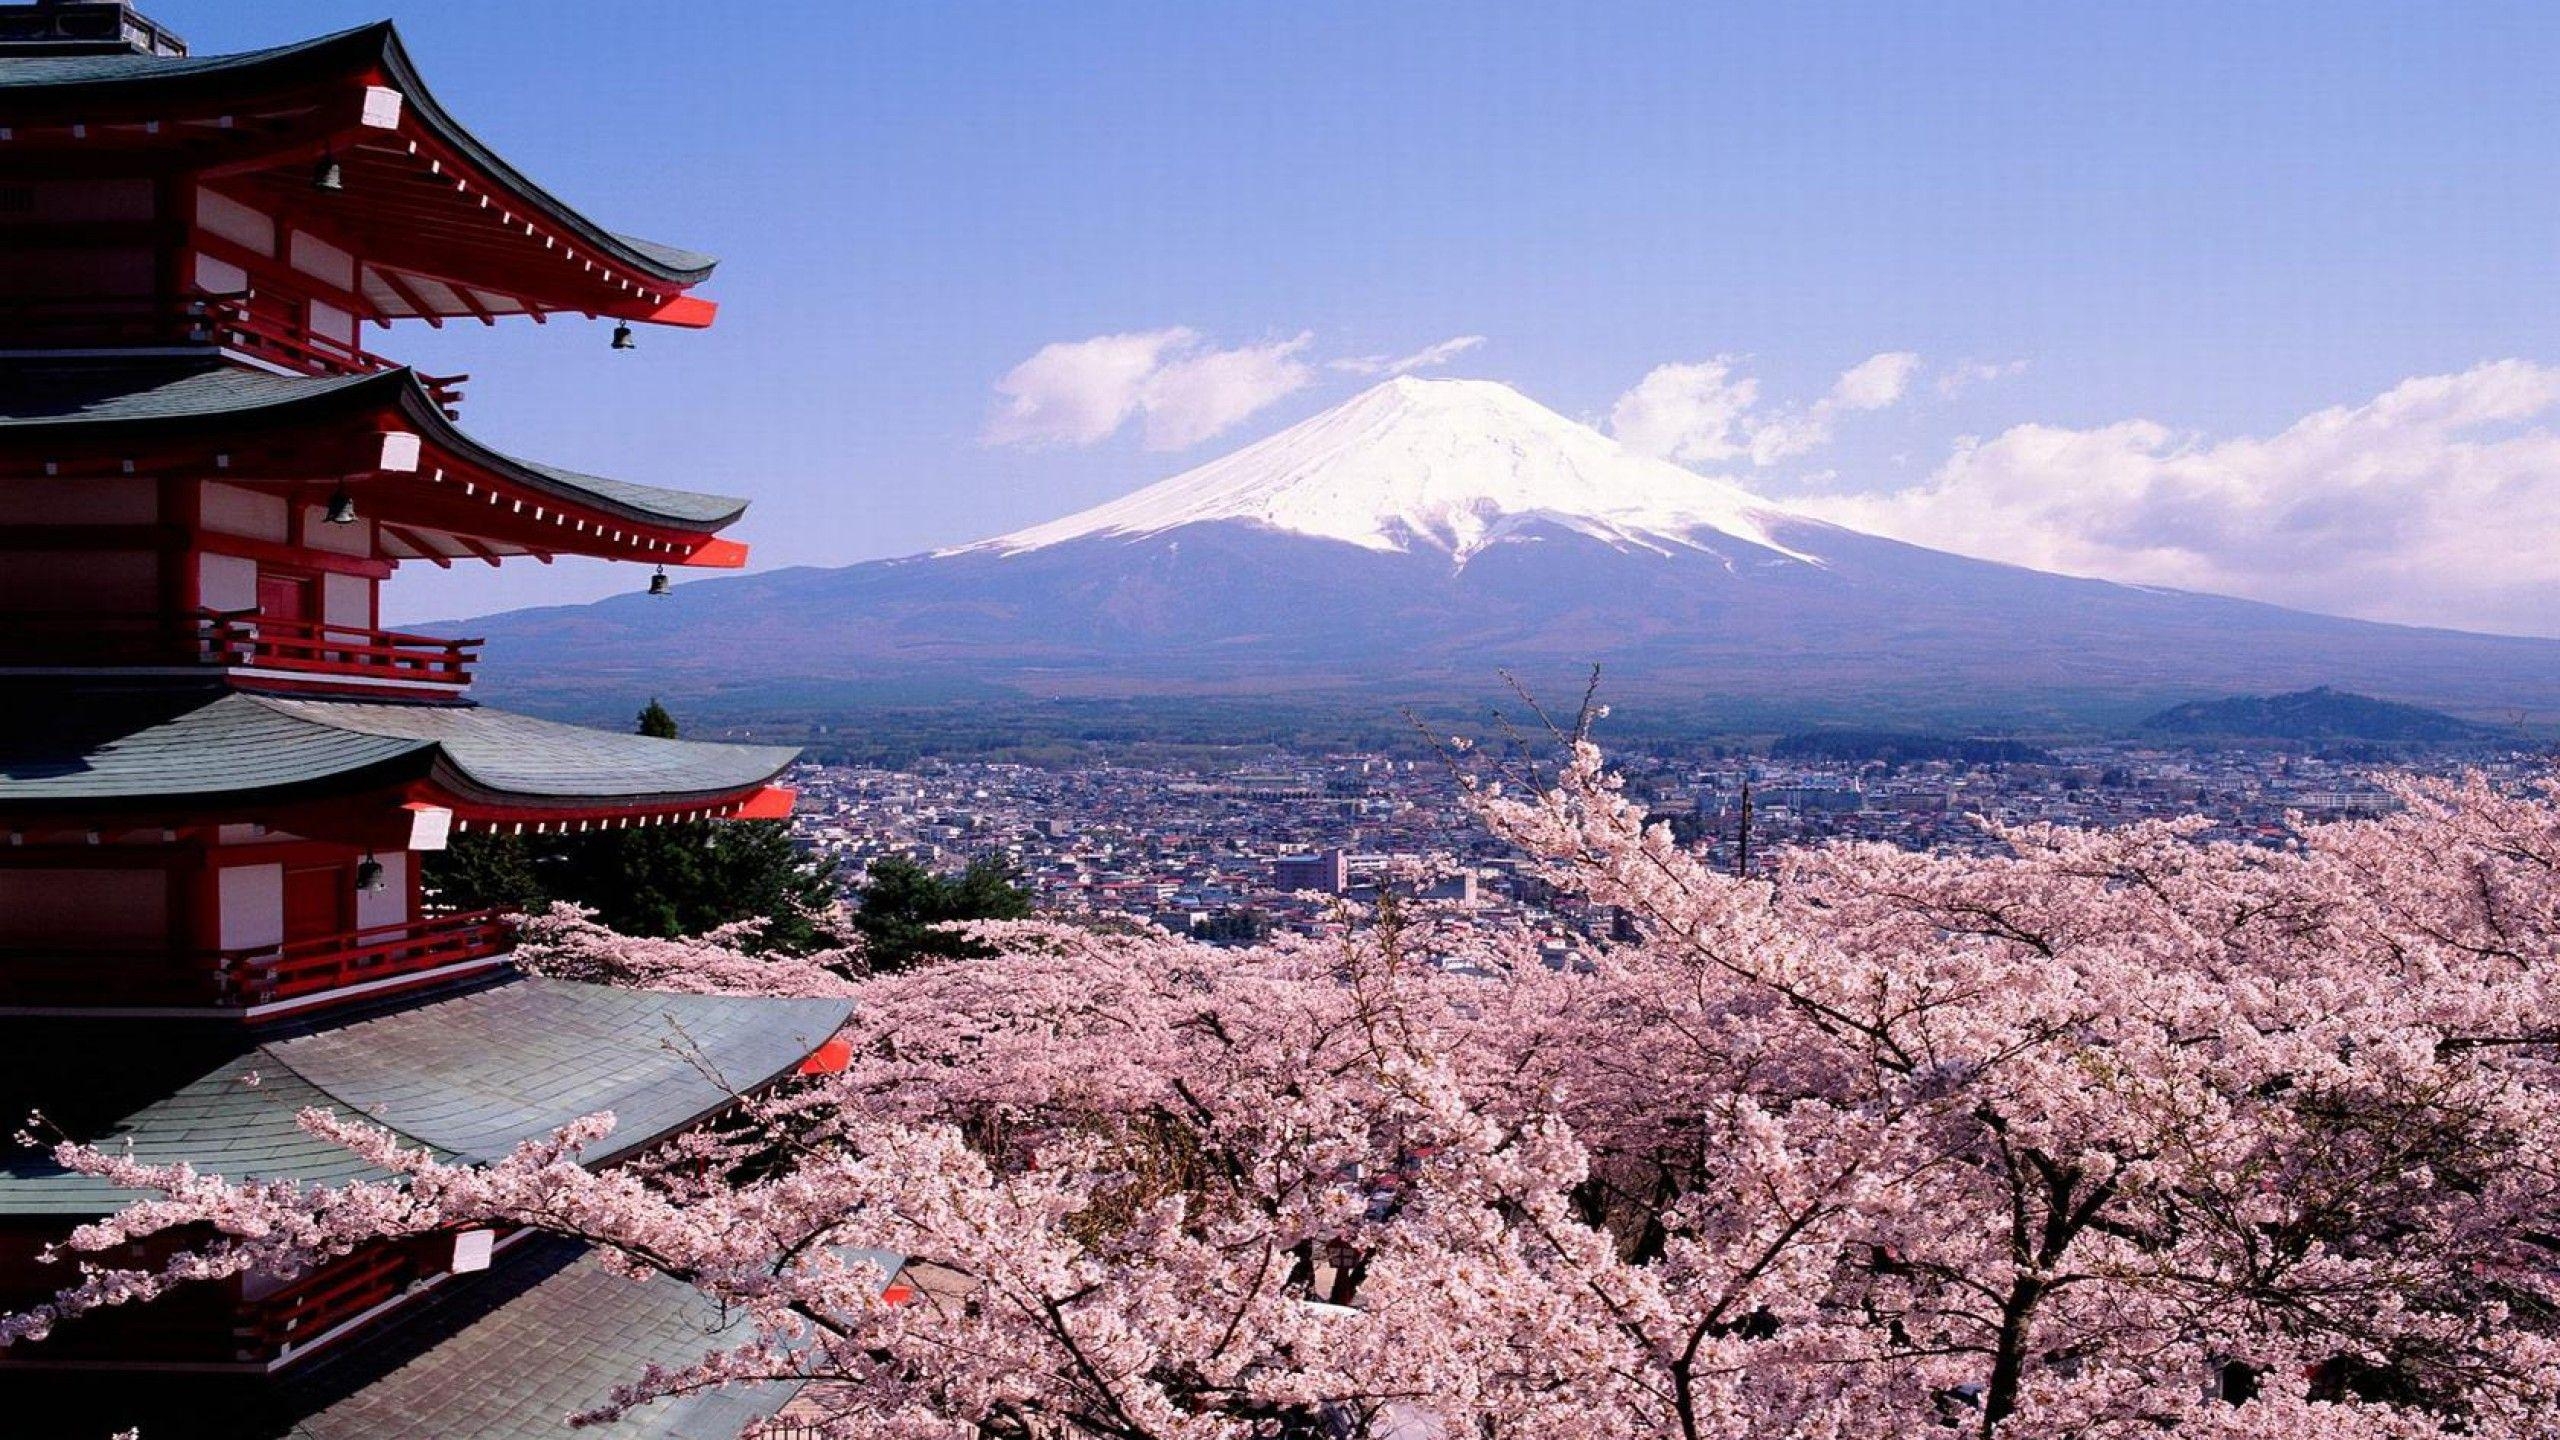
top-left (278, 1237), bottom-right (799, 1440)
top-left (0, 689), bottom-right (797, 809)
top-left (0, 979), bottom-right (855, 1216)
top-left (263, 698), bottom-right (800, 805)
top-left (0, 358), bottom-right (749, 529)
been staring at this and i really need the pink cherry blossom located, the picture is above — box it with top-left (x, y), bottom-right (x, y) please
top-left (10, 744), bottom-right (2560, 1439)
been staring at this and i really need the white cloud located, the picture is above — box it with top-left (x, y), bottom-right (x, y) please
top-left (1608, 358), bottom-right (1762, 465)
top-left (1612, 351), bottom-right (1918, 467)
top-left (1800, 359), bottom-right (2560, 637)
top-left (1137, 332), bottom-right (1315, 450)
top-left (1331, 334), bottom-right (1488, 377)
top-left (1937, 357), bottom-right (2029, 398)
top-left (1829, 351), bottom-right (1921, 411)
top-left (985, 328), bottom-right (1315, 451)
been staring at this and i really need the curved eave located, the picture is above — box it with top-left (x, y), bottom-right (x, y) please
top-left (367, 23), bottom-right (716, 289)
top-left (385, 382), bottom-right (752, 538)
top-left (0, 21), bottom-right (715, 291)
top-left (0, 690), bottom-right (798, 822)
top-left (250, 696), bottom-right (800, 818)
top-left (0, 686), bottom-right (439, 814)
top-left (0, 359), bottom-right (752, 545)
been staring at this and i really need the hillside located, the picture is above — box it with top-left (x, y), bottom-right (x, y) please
top-left (2139, 687), bottom-right (2507, 742)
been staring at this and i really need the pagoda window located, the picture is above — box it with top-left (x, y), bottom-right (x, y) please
top-left (217, 863), bottom-right (286, 952)
top-left (200, 483), bottom-right (290, 543)
top-left (320, 571), bottom-right (375, 630)
top-left (0, 180), bottom-right (157, 310)
top-left (305, 296), bottom-right (358, 350)
top-left (198, 552), bottom-right (259, 613)
top-left (2, 240), bottom-right (152, 308)
top-left (193, 249), bottom-right (250, 297)
top-left (0, 550), bottom-right (159, 615)
top-left (194, 187), bottom-right (275, 258)
top-left (19, 178), bottom-right (154, 225)
top-left (286, 230), bottom-right (357, 293)
top-left (0, 868), bottom-right (170, 951)
top-left (0, 476), bottom-right (156, 527)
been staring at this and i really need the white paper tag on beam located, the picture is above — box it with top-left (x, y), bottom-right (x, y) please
top-left (378, 431), bottom-right (422, 473)
top-left (361, 85), bottom-right (405, 130)
top-left (405, 803), bottom-right (454, 852)
top-left (450, 1229), bottom-right (494, 1274)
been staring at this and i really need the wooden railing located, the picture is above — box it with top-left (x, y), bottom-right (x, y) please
top-left (216, 610), bottom-right (481, 687)
top-left (0, 608), bottom-right (481, 689)
top-left (219, 909), bottom-right (513, 1006)
top-left (0, 910), bottom-right (511, 1010)
top-left (0, 292), bottom-right (466, 409)
top-left (242, 1239), bottom-right (433, 1360)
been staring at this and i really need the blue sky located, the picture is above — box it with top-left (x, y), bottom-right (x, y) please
top-left (147, 2), bottom-right (2560, 632)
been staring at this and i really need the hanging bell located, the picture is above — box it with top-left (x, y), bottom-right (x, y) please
top-left (648, 566), bottom-right (672, 597)
top-left (312, 151), bottom-right (345, 193)
top-left (353, 855), bottom-right (386, 892)
top-left (610, 321), bottom-right (636, 351)
top-left (324, 486), bottom-right (358, 525)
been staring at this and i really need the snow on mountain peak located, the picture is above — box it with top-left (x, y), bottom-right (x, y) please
top-left (962, 376), bottom-right (1816, 563)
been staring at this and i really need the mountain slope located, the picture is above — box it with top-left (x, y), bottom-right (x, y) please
top-left (2141, 688), bottom-right (2506, 742)
top-left (452, 378), bottom-right (2560, 727)
top-left (967, 375), bottom-right (1811, 564)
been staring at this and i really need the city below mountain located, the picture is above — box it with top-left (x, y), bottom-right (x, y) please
top-left (457, 377), bottom-right (2560, 732)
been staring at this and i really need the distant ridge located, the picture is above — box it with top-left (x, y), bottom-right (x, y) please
top-left (2140, 687), bottom-right (2504, 742)
top-left (452, 378), bottom-right (2560, 729)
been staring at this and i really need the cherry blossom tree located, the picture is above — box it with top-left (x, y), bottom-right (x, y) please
top-left (9, 743), bottom-right (2560, 1440)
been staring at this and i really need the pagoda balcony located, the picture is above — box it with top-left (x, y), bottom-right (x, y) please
top-left (0, 608), bottom-right (481, 693)
top-left (0, 294), bottom-right (467, 408)
top-left (0, 909), bottom-right (513, 1014)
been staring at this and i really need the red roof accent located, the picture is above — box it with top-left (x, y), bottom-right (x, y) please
top-left (682, 538), bottom-right (752, 570)
top-left (644, 296), bottom-right (720, 330)
top-left (796, 1035), bottom-right (854, 1077)
top-left (730, 786), bottom-right (798, 821)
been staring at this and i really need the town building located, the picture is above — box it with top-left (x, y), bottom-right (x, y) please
top-left (0, 5), bottom-right (858, 1432)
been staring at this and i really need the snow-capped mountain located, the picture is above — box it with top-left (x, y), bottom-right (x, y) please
top-left (454, 378), bottom-right (2560, 727)
top-left (964, 376), bottom-right (1815, 565)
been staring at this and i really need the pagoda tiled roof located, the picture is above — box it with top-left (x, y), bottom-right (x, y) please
top-left (0, 357), bottom-right (751, 531)
top-left (0, 22), bottom-right (717, 285)
top-left (0, 686), bottom-right (798, 811)
top-left (275, 1236), bottom-right (809, 1440)
top-left (0, 977), bottom-right (855, 1216)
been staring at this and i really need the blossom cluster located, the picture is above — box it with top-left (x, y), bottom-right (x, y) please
top-left (11, 747), bottom-right (2560, 1439)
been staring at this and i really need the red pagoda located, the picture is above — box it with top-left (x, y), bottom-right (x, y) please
top-left (0, 5), bottom-right (858, 1433)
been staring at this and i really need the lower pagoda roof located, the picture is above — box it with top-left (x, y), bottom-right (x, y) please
top-left (0, 685), bottom-right (799, 820)
top-left (275, 1236), bottom-right (808, 1440)
top-left (0, 356), bottom-right (753, 547)
top-left (0, 977), bottom-right (856, 1218)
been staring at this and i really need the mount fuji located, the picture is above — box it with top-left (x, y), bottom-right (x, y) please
top-left (456, 377), bottom-right (2560, 728)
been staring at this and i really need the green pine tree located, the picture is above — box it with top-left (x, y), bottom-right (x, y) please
top-left (424, 699), bottom-right (840, 953)
top-left (850, 854), bottom-right (1033, 972)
